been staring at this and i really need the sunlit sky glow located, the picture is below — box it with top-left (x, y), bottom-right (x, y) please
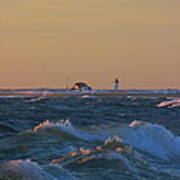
top-left (0, 0), bottom-right (180, 89)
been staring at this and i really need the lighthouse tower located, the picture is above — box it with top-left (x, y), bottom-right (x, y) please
top-left (113, 78), bottom-right (120, 91)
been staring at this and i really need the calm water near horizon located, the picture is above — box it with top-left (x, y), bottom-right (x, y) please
top-left (0, 89), bottom-right (180, 179)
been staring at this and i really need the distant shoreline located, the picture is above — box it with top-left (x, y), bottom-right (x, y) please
top-left (0, 90), bottom-right (180, 98)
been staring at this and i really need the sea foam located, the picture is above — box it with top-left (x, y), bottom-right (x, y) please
top-left (33, 120), bottom-right (104, 142)
top-left (33, 119), bottom-right (180, 161)
top-left (0, 160), bottom-right (57, 180)
top-left (157, 98), bottom-right (180, 108)
top-left (117, 121), bottom-right (180, 160)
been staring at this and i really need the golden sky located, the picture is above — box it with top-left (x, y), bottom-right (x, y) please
top-left (0, 0), bottom-right (180, 89)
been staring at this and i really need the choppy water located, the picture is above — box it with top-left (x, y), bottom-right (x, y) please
top-left (0, 90), bottom-right (180, 179)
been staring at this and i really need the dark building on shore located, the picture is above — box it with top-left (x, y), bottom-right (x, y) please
top-left (71, 82), bottom-right (92, 91)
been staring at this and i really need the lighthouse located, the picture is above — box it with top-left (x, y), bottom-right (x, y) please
top-left (113, 78), bottom-right (120, 91)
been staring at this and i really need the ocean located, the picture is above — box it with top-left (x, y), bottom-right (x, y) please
top-left (0, 89), bottom-right (180, 180)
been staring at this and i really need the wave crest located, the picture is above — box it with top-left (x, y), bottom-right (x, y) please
top-left (157, 98), bottom-right (180, 108)
top-left (34, 120), bottom-right (72, 133)
top-left (32, 120), bottom-right (103, 142)
top-left (0, 160), bottom-right (57, 180)
top-left (119, 120), bottom-right (180, 160)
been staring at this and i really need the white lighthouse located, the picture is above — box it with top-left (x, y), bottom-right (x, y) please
top-left (113, 78), bottom-right (120, 91)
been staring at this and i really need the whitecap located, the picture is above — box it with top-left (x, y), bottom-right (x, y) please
top-left (0, 160), bottom-right (57, 180)
top-left (30, 119), bottom-right (180, 161)
top-left (117, 121), bottom-right (180, 161)
top-left (32, 120), bottom-right (104, 142)
top-left (157, 99), bottom-right (180, 108)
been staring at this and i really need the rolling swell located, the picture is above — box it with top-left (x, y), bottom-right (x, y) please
top-left (30, 120), bottom-right (180, 161)
top-left (0, 160), bottom-right (74, 180)
top-left (0, 95), bottom-right (180, 179)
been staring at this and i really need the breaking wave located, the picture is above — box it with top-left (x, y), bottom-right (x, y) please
top-left (1, 120), bottom-right (180, 179)
top-left (0, 160), bottom-right (74, 180)
top-left (157, 98), bottom-right (180, 108)
top-left (30, 120), bottom-right (180, 161)
top-left (31, 119), bottom-right (105, 142)
top-left (120, 121), bottom-right (180, 160)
